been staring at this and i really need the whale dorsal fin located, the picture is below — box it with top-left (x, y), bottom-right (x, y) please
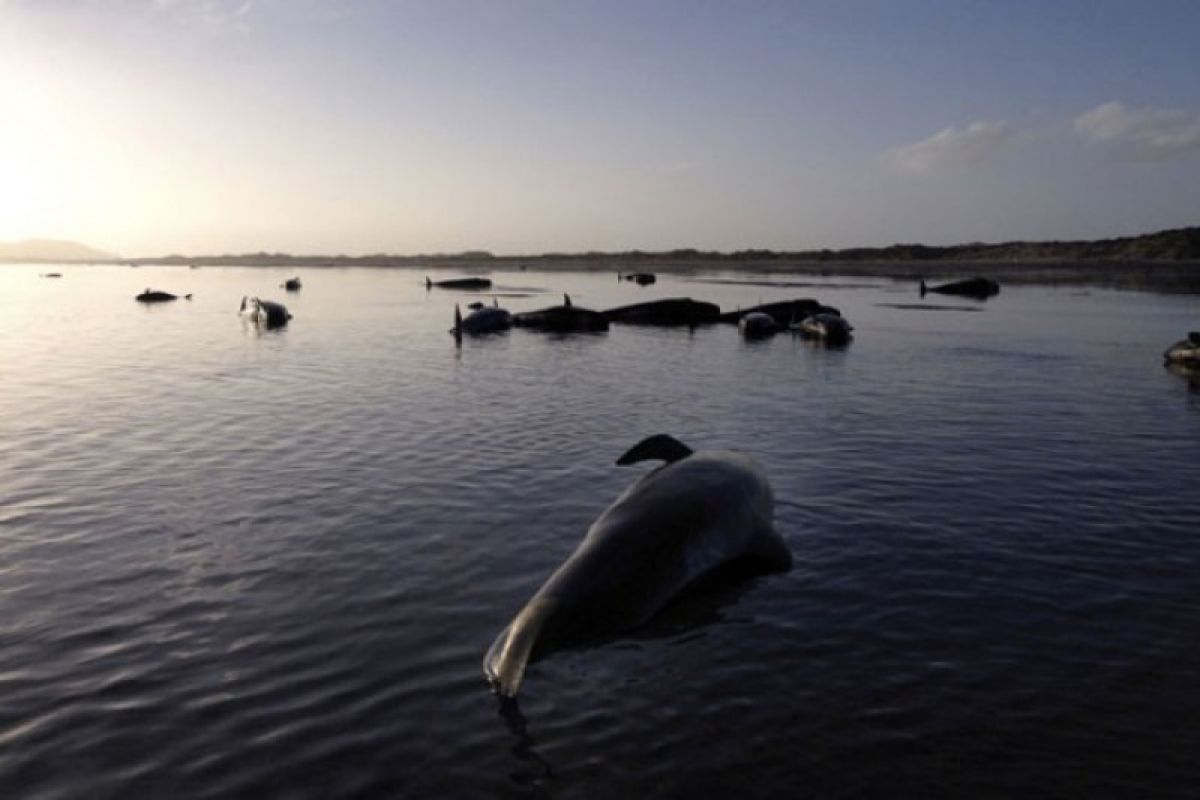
top-left (616, 434), bottom-right (694, 466)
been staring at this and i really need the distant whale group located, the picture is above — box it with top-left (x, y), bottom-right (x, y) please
top-left (448, 288), bottom-right (855, 343)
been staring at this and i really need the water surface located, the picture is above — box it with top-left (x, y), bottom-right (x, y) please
top-left (2, 264), bottom-right (1198, 798)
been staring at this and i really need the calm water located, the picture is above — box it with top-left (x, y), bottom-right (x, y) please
top-left (1, 264), bottom-right (1198, 798)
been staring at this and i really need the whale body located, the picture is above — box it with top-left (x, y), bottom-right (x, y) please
top-left (920, 277), bottom-right (1000, 299)
top-left (426, 276), bottom-right (492, 290)
top-left (512, 294), bottom-right (609, 333)
top-left (453, 301), bottom-right (512, 336)
top-left (239, 296), bottom-right (292, 328)
top-left (602, 297), bottom-right (720, 326)
top-left (619, 272), bottom-right (657, 286)
top-left (738, 311), bottom-right (779, 338)
top-left (716, 299), bottom-right (839, 326)
top-left (136, 288), bottom-right (178, 303)
top-left (1164, 331), bottom-right (1200, 363)
top-left (484, 434), bottom-right (791, 698)
top-left (792, 312), bottom-right (854, 344)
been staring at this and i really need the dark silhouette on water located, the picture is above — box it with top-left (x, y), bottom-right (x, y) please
top-left (425, 276), bottom-right (492, 290)
top-left (282, 277), bottom-right (302, 291)
top-left (136, 288), bottom-right (188, 303)
top-left (920, 277), bottom-right (1000, 299)
top-left (512, 294), bottom-right (608, 333)
top-left (602, 297), bottom-right (720, 326)
top-left (716, 298), bottom-right (840, 326)
top-left (738, 311), bottom-right (780, 339)
top-left (619, 272), bottom-right (656, 286)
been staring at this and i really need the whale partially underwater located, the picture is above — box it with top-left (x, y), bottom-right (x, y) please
top-left (484, 434), bottom-right (792, 698)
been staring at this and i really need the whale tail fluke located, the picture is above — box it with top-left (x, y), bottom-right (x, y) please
top-left (616, 434), bottom-right (694, 466)
top-left (484, 597), bottom-right (558, 698)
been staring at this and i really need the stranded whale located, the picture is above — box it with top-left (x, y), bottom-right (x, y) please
top-left (453, 299), bottom-right (512, 336)
top-left (239, 296), bottom-right (292, 328)
top-left (919, 277), bottom-right (1000, 299)
top-left (426, 276), bottom-right (493, 290)
top-left (484, 434), bottom-right (791, 698)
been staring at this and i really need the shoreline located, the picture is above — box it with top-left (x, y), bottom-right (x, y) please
top-left (8, 256), bottom-right (1200, 293)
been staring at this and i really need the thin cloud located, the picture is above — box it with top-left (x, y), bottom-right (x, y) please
top-left (1074, 100), bottom-right (1200, 160)
top-left (152, 0), bottom-right (255, 34)
top-left (883, 121), bottom-right (1015, 174)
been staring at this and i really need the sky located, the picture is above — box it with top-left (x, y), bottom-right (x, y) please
top-left (1, 0), bottom-right (1198, 257)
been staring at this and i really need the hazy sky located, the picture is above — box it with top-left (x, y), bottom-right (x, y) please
top-left (2, 0), bottom-right (1198, 256)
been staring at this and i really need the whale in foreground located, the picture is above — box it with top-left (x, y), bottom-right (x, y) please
top-left (484, 434), bottom-right (791, 698)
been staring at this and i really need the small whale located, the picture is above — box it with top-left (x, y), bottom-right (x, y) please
top-left (453, 298), bottom-right (512, 336)
top-left (602, 297), bottom-right (720, 326)
top-left (619, 272), bottom-right (657, 286)
top-left (1163, 331), bottom-right (1200, 365)
top-left (40, 272), bottom-right (63, 278)
top-left (738, 311), bottom-right (779, 338)
top-left (512, 294), bottom-right (609, 333)
top-left (282, 277), bottom-right (302, 291)
top-left (484, 434), bottom-right (790, 698)
top-left (239, 296), bottom-right (292, 328)
top-left (136, 288), bottom-right (179, 303)
top-left (919, 277), bottom-right (1000, 299)
top-left (426, 276), bottom-right (493, 290)
top-left (791, 312), bottom-right (853, 344)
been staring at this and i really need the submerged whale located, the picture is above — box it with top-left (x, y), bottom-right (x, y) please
top-left (453, 299), bottom-right (512, 336)
top-left (919, 277), bottom-right (1000, 299)
top-left (511, 294), bottom-right (609, 333)
top-left (239, 296), bottom-right (292, 328)
top-left (619, 272), bottom-right (657, 286)
top-left (738, 311), bottom-right (779, 338)
top-left (716, 299), bottom-right (840, 326)
top-left (792, 312), bottom-right (854, 344)
top-left (426, 276), bottom-right (493, 290)
top-left (1164, 331), bottom-right (1200, 365)
top-left (484, 434), bottom-right (791, 698)
top-left (602, 297), bottom-right (720, 326)
top-left (136, 288), bottom-right (185, 303)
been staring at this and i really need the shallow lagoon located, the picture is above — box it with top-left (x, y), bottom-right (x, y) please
top-left (1, 264), bottom-right (1198, 797)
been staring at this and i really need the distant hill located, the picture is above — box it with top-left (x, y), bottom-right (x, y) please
top-left (754, 226), bottom-right (1200, 263)
top-left (131, 226), bottom-right (1200, 267)
top-left (0, 239), bottom-right (115, 262)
